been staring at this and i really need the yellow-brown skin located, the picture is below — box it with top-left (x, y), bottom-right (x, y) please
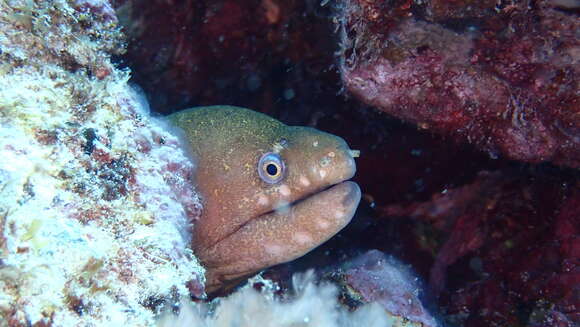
top-left (169, 106), bottom-right (361, 293)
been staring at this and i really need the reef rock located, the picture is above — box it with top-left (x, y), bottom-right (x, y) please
top-left (0, 1), bottom-right (203, 326)
top-left (380, 170), bottom-right (579, 326)
top-left (338, 0), bottom-right (580, 168)
top-left (331, 250), bottom-right (439, 327)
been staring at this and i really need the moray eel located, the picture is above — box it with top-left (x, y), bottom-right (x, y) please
top-left (169, 106), bottom-right (361, 293)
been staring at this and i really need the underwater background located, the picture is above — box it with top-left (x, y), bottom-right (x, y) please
top-left (117, 0), bottom-right (579, 325)
top-left (0, 0), bottom-right (578, 326)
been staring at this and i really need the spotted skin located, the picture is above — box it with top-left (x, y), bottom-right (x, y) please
top-left (169, 106), bottom-right (361, 293)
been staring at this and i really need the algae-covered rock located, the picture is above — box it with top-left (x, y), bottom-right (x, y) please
top-left (0, 1), bottom-right (204, 326)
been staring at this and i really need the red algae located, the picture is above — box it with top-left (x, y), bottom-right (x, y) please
top-left (339, 0), bottom-right (580, 168)
top-left (379, 171), bottom-right (579, 326)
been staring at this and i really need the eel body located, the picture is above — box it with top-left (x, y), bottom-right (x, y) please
top-left (168, 106), bottom-right (361, 293)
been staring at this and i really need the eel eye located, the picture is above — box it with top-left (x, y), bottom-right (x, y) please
top-left (258, 152), bottom-right (285, 184)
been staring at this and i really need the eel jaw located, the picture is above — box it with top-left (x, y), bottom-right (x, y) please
top-left (201, 180), bottom-right (361, 294)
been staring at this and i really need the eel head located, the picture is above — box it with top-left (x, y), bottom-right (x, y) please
top-left (169, 106), bottom-right (361, 293)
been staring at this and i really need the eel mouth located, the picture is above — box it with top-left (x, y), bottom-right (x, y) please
top-left (210, 178), bottom-right (361, 255)
top-left (201, 153), bottom-right (361, 293)
top-left (268, 180), bottom-right (361, 217)
top-left (325, 180), bottom-right (361, 208)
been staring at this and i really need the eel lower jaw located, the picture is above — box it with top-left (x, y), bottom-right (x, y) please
top-left (201, 180), bottom-right (361, 294)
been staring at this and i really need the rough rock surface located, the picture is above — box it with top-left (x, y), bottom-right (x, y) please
top-left (331, 250), bottom-right (438, 327)
top-left (379, 170), bottom-right (579, 326)
top-left (0, 1), bottom-right (203, 326)
top-left (339, 0), bottom-right (579, 167)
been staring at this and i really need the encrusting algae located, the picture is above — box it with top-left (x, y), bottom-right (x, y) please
top-left (0, 1), bottom-right (203, 325)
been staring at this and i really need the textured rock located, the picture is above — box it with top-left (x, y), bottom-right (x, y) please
top-left (338, 0), bottom-right (580, 167)
top-left (0, 1), bottom-right (203, 326)
top-left (380, 170), bottom-right (579, 326)
top-left (331, 250), bottom-right (438, 327)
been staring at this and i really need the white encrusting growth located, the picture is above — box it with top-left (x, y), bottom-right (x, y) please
top-left (158, 272), bottom-right (397, 327)
top-left (0, 1), bottom-right (204, 326)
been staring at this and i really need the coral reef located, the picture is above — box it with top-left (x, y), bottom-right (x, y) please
top-left (338, 0), bottom-right (580, 168)
top-left (0, 1), bottom-right (203, 326)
